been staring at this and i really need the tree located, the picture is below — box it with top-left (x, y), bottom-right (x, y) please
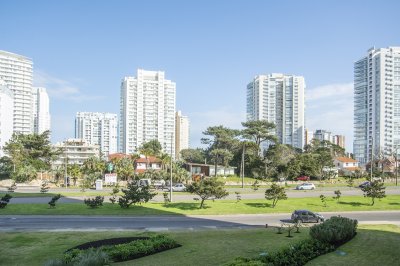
top-left (241, 120), bottom-right (277, 153)
top-left (118, 182), bottom-right (157, 208)
top-left (186, 178), bottom-right (229, 209)
top-left (180, 148), bottom-right (205, 164)
top-left (67, 164), bottom-right (82, 186)
top-left (264, 183), bottom-right (287, 208)
top-left (114, 157), bottom-right (134, 181)
top-left (361, 180), bottom-right (386, 205)
top-left (139, 140), bottom-right (162, 157)
top-left (14, 164), bottom-right (37, 182)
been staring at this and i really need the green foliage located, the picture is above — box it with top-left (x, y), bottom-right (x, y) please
top-left (180, 148), bottom-right (205, 164)
top-left (103, 235), bottom-right (179, 262)
top-left (235, 191), bottom-right (241, 203)
top-left (265, 183), bottom-right (287, 208)
top-left (310, 216), bottom-right (358, 246)
top-left (0, 193), bottom-right (13, 208)
top-left (186, 178), bottom-right (229, 208)
top-left (84, 196), bottom-right (104, 208)
top-left (48, 194), bottom-right (61, 208)
top-left (251, 180), bottom-right (260, 191)
top-left (7, 181), bottom-right (17, 192)
top-left (320, 194), bottom-right (327, 207)
top-left (118, 182), bottom-right (157, 208)
top-left (109, 186), bottom-right (119, 204)
top-left (40, 181), bottom-right (50, 193)
top-left (3, 131), bottom-right (60, 179)
top-left (50, 235), bottom-right (179, 264)
top-left (333, 190), bottom-right (341, 202)
top-left (345, 175), bottom-right (355, 187)
top-left (113, 157), bottom-right (134, 181)
top-left (163, 192), bottom-right (170, 205)
top-left (361, 180), bottom-right (386, 205)
top-left (139, 139), bottom-right (163, 157)
top-left (44, 248), bottom-right (110, 266)
top-left (241, 120), bottom-right (277, 147)
top-left (227, 238), bottom-right (335, 266)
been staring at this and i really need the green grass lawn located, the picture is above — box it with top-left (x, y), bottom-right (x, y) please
top-left (0, 228), bottom-right (307, 266)
top-left (307, 224), bottom-right (400, 266)
top-left (1, 195), bottom-right (399, 216)
top-left (0, 225), bottom-right (399, 266)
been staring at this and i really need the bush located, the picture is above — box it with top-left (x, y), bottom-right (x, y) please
top-left (84, 196), bottom-right (104, 208)
top-left (56, 235), bottom-right (179, 264)
top-left (0, 194), bottom-right (13, 209)
top-left (309, 216), bottom-right (357, 246)
top-left (44, 248), bottom-right (110, 266)
top-left (48, 194), bottom-right (62, 208)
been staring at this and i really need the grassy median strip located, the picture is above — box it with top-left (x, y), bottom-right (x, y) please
top-left (0, 195), bottom-right (399, 215)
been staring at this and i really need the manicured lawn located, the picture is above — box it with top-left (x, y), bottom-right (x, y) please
top-left (307, 224), bottom-right (400, 266)
top-left (0, 228), bottom-right (307, 266)
top-left (0, 225), bottom-right (399, 266)
top-left (1, 195), bottom-right (399, 215)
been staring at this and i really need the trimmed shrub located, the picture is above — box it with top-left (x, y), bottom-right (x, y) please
top-left (48, 194), bottom-right (61, 208)
top-left (309, 216), bottom-right (357, 246)
top-left (84, 196), bottom-right (104, 208)
top-left (0, 194), bottom-right (13, 209)
top-left (44, 248), bottom-right (110, 266)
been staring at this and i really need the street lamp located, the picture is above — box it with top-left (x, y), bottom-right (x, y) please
top-left (395, 145), bottom-right (399, 186)
top-left (170, 136), bottom-right (173, 202)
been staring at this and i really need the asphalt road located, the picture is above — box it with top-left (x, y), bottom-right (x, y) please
top-left (0, 211), bottom-right (399, 232)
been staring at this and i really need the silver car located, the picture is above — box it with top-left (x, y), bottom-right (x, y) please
top-left (291, 210), bottom-right (324, 223)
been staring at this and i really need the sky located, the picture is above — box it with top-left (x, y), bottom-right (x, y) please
top-left (0, 0), bottom-right (399, 152)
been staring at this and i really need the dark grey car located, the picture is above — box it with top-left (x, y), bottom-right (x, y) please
top-left (291, 210), bottom-right (324, 223)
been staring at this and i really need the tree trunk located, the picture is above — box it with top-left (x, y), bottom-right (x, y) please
top-left (200, 198), bottom-right (205, 209)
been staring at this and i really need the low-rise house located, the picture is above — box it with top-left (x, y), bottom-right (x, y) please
top-left (334, 156), bottom-right (360, 175)
top-left (134, 156), bottom-right (162, 174)
top-left (184, 163), bottom-right (236, 180)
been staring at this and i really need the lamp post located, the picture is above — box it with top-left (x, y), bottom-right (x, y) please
top-left (370, 137), bottom-right (374, 181)
top-left (170, 136), bottom-right (173, 202)
top-left (395, 145), bottom-right (399, 186)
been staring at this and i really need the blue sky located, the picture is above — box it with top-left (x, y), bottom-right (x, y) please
top-left (1, 0), bottom-right (399, 152)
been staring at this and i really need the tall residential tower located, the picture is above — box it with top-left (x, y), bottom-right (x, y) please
top-left (175, 110), bottom-right (190, 160)
top-left (354, 46), bottom-right (400, 164)
top-left (247, 73), bottom-right (305, 150)
top-left (0, 79), bottom-right (14, 157)
top-left (75, 112), bottom-right (118, 158)
top-left (33, 87), bottom-right (51, 134)
top-left (0, 50), bottom-right (33, 134)
top-left (119, 69), bottom-right (176, 157)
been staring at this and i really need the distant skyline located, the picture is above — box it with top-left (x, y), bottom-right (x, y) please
top-left (1, 0), bottom-right (399, 152)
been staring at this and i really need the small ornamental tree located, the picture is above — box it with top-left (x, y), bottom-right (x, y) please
top-left (251, 180), bottom-right (260, 191)
top-left (361, 180), bottom-right (386, 205)
top-left (109, 186), bottom-right (120, 204)
top-left (333, 190), bottom-right (341, 202)
top-left (118, 182), bottom-right (157, 208)
top-left (186, 178), bottom-right (229, 209)
top-left (264, 183), bottom-right (287, 208)
top-left (320, 194), bottom-right (327, 207)
top-left (48, 194), bottom-right (61, 208)
top-left (40, 181), bottom-right (50, 193)
top-left (8, 182), bottom-right (17, 192)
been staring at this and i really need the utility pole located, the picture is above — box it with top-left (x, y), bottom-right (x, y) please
top-left (370, 136), bottom-right (374, 181)
top-left (395, 145), bottom-right (398, 186)
top-left (170, 136), bottom-right (173, 202)
top-left (241, 144), bottom-right (245, 188)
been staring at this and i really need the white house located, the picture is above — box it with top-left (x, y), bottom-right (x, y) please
top-left (334, 157), bottom-right (359, 172)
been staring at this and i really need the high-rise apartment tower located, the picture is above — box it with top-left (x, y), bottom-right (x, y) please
top-left (354, 46), bottom-right (400, 164)
top-left (247, 73), bottom-right (305, 150)
top-left (119, 69), bottom-right (176, 157)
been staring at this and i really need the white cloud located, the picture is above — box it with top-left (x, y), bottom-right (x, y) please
top-left (306, 82), bottom-right (354, 152)
top-left (33, 70), bottom-right (104, 103)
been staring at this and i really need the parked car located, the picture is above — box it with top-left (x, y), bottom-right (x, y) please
top-left (153, 180), bottom-right (166, 189)
top-left (358, 181), bottom-right (371, 188)
top-left (296, 183), bottom-right (316, 190)
top-left (291, 210), bottom-right (324, 223)
top-left (296, 175), bottom-right (310, 181)
top-left (167, 183), bottom-right (186, 192)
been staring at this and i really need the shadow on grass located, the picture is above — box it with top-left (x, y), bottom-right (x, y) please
top-left (245, 202), bottom-right (271, 208)
top-left (163, 202), bottom-right (210, 210)
top-left (388, 202), bottom-right (400, 205)
top-left (337, 201), bottom-right (369, 206)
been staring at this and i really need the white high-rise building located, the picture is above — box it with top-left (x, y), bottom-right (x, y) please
top-left (0, 50), bottom-right (33, 134)
top-left (119, 69), bottom-right (176, 157)
top-left (32, 87), bottom-right (51, 134)
top-left (247, 73), bottom-right (305, 150)
top-left (175, 111), bottom-right (190, 160)
top-left (0, 79), bottom-right (14, 157)
top-left (354, 46), bottom-right (400, 164)
top-left (75, 112), bottom-right (118, 158)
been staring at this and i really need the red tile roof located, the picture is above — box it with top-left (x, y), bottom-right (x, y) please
top-left (135, 156), bottom-right (162, 163)
top-left (335, 157), bottom-right (358, 163)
